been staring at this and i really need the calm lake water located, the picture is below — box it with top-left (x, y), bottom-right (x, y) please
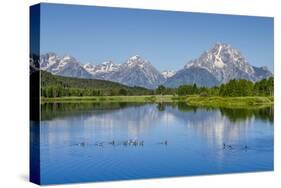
top-left (32, 102), bottom-right (273, 185)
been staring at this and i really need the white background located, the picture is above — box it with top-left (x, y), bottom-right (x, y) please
top-left (0, 0), bottom-right (280, 187)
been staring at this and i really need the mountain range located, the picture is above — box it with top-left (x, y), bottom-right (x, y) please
top-left (36, 43), bottom-right (273, 89)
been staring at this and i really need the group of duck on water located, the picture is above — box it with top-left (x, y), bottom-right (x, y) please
top-left (75, 141), bottom-right (248, 150)
top-left (223, 143), bottom-right (248, 151)
top-left (75, 139), bottom-right (168, 147)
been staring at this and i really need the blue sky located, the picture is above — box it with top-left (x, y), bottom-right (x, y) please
top-left (40, 3), bottom-right (274, 72)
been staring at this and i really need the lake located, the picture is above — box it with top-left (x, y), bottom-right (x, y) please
top-left (32, 102), bottom-right (273, 185)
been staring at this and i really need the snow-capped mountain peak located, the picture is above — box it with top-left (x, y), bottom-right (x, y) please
top-left (183, 42), bottom-right (260, 83)
top-left (83, 60), bottom-right (121, 77)
top-left (162, 70), bottom-right (176, 79)
top-left (83, 63), bottom-right (94, 69)
top-left (39, 52), bottom-right (59, 70)
top-left (39, 53), bottom-right (92, 78)
top-left (99, 60), bottom-right (120, 72)
top-left (83, 63), bottom-right (96, 73)
top-left (62, 55), bottom-right (75, 61)
top-left (129, 55), bottom-right (141, 61)
top-left (126, 55), bottom-right (150, 68)
top-left (106, 55), bottom-right (165, 88)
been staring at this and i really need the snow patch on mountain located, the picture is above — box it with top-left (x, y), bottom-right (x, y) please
top-left (213, 45), bottom-right (225, 68)
top-left (162, 70), bottom-right (176, 79)
top-left (83, 61), bottom-right (121, 76)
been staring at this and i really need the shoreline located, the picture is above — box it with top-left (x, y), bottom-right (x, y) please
top-left (41, 95), bottom-right (273, 109)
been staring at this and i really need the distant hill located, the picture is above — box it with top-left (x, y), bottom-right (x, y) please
top-left (40, 71), bottom-right (152, 96)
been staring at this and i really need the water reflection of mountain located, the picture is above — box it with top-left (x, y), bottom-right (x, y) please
top-left (42, 102), bottom-right (273, 124)
top-left (181, 109), bottom-right (254, 147)
top-left (41, 102), bottom-right (145, 120)
top-left (40, 102), bottom-right (273, 148)
top-left (219, 107), bottom-right (273, 123)
top-left (42, 103), bottom-right (174, 138)
top-left (169, 103), bottom-right (273, 149)
top-left (82, 104), bottom-right (178, 138)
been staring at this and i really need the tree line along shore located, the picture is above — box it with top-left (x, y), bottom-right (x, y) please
top-left (39, 71), bottom-right (273, 108)
top-left (41, 95), bottom-right (273, 108)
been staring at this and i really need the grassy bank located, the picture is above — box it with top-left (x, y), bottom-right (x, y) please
top-left (186, 96), bottom-right (273, 108)
top-left (41, 95), bottom-right (273, 108)
top-left (41, 95), bottom-right (175, 103)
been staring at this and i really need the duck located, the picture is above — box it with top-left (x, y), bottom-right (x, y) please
top-left (223, 143), bottom-right (233, 150)
top-left (123, 140), bottom-right (129, 146)
top-left (127, 139), bottom-right (133, 145)
top-left (95, 142), bottom-right (104, 147)
top-left (109, 140), bottom-right (115, 145)
top-left (227, 145), bottom-right (233, 149)
top-left (139, 140), bottom-right (144, 146)
top-left (159, 140), bottom-right (168, 145)
top-left (133, 141), bottom-right (138, 146)
top-left (77, 142), bottom-right (86, 147)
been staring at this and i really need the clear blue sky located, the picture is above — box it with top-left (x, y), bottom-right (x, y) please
top-left (40, 3), bottom-right (274, 72)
